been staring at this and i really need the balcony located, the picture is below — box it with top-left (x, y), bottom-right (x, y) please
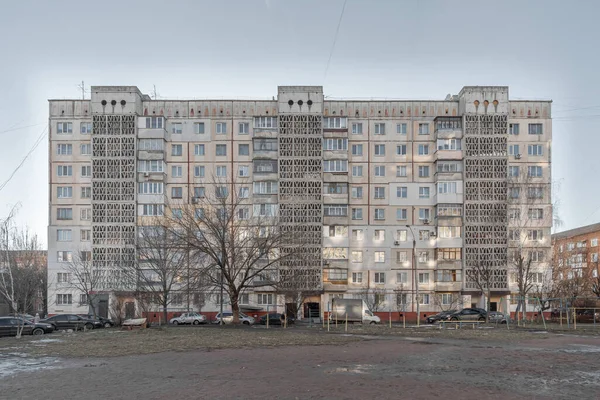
top-left (138, 150), bottom-right (164, 160)
top-left (137, 171), bottom-right (166, 181)
top-left (252, 127), bottom-right (278, 138)
top-left (324, 193), bottom-right (349, 204)
top-left (435, 281), bottom-right (462, 291)
top-left (434, 117), bottom-right (462, 137)
top-left (434, 149), bottom-right (462, 161)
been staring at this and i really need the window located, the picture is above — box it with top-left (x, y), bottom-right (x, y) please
top-left (436, 270), bottom-right (462, 282)
top-left (171, 144), bottom-right (182, 156)
top-left (142, 204), bottom-right (164, 216)
top-left (508, 208), bottom-right (521, 220)
top-left (508, 229), bottom-right (520, 241)
top-left (352, 272), bottom-right (363, 283)
top-left (418, 144), bottom-right (429, 155)
top-left (527, 187), bottom-right (544, 199)
top-left (509, 187), bottom-right (521, 199)
top-left (527, 229), bottom-right (543, 241)
top-left (57, 122), bottom-right (73, 134)
top-left (374, 272), bottom-right (386, 284)
top-left (374, 123), bottom-right (385, 135)
top-left (419, 230), bottom-right (430, 240)
top-left (323, 117), bottom-right (347, 129)
top-left (81, 187), bottom-right (91, 199)
top-left (374, 165), bottom-right (386, 177)
top-left (438, 226), bottom-right (461, 238)
top-left (352, 123), bottom-right (363, 134)
top-left (238, 144), bottom-right (250, 156)
top-left (324, 225), bottom-right (348, 238)
top-left (529, 251), bottom-right (545, 262)
top-left (194, 122), bottom-right (205, 134)
top-left (253, 181), bottom-right (278, 194)
top-left (324, 138), bottom-right (348, 150)
top-left (57, 186), bottom-right (72, 198)
top-left (509, 123), bottom-right (519, 135)
top-left (216, 165), bottom-right (227, 177)
top-left (438, 182), bottom-right (458, 194)
top-left (138, 160), bottom-right (164, 172)
top-left (254, 117), bottom-right (277, 129)
top-left (351, 144), bottom-right (363, 156)
top-left (508, 144), bottom-right (520, 156)
top-left (418, 273), bottom-right (430, 284)
top-left (528, 123), bottom-right (543, 135)
top-left (171, 187), bottom-right (183, 199)
top-left (325, 268), bottom-right (348, 280)
top-left (56, 294), bottom-right (72, 305)
top-left (215, 186), bottom-right (228, 198)
top-left (80, 251), bottom-right (91, 262)
top-left (237, 208), bottom-right (249, 220)
top-left (591, 238), bottom-right (598, 247)
top-left (374, 208), bottom-right (385, 220)
top-left (257, 293), bottom-right (273, 305)
top-left (216, 144), bottom-right (227, 156)
top-left (437, 248), bottom-right (461, 261)
top-left (171, 165), bottom-right (183, 177)
top-left (374, 187), bottom-right (385, 199)
top-left (374, 144), bottom-right (385, 156)
top-left (436, 139), bottom-right (461, 151)
top-left (80, 208), bottom-right (91, 220)
top-left (352, 208), bottom-right (363, 220)
top-left (397, 123), bottom-right (407, 134)
top-left (323, 204), bottom-right (348, 216)
top-left (171, 123), bottom-right (182, 134)
top-left (80, 122), bottom-right (92, 134)
top-left (440, 294), bottom-right (453, 305)
top-left (374, 251), bottom-right (385, 263)
top-left (57, 144), bottom-right (72, 155)
top-left (81, 229), bottom-right (91, 241)
top-left (397, 186), bottom-right (407, 198)
top-left (419, 187), bottom-right (430, 199)
top-left (396, 165), bottom-right (407, 177)
top-left (352, 165), bottom-right (363, 177)
top-left (418, 123), bottom-right (429, 135)
top-left (528, 208), bottom-right (544, 220)
top-left (352, 229), bottom-right (364, 241)
top-left (216, 122), bottom-right (227, 134)
top-left (254, 204), bottom-right (277, 217)
top-left (239, 122), bottom-right (250, 134)
top-left (323, 248), bottom-right (348, 260)
top-left (80, 144), bottom-right (91, 155)
top-left (351, 251), bottom-right (363, 263)
top-left (437, 162), bottom-right (462, 173)
top-left (194, 165), bottom-right (205, 178)
top-left (239, 294), bottom-right (249, 305)
top-left (592, 253), bottom-right (599, 262)
top-left (324, 160), bottom-right (348, 172)
top-left (397, 272), bottom-right (408, 283)
top-left (419, 294), bottom-right (430, 305)
top-left (396, 145), bottom-right (407, 155)
top-left (239, 186), bottom-right (249, 198)
top-left (57, 208), bottom-right (72, 220)
top-left (254, 139), bottom-right (277, 151)
top-left (324, 183), bottom-right (348, 194)
top-left (396, 209), bottom-right (407, 220)
top-left (195, 208), bottom-right (205, 219)
top-left (374, 229), bottom-right (385, 240)
top-left (351, 186), bottom-right (363, 199)
top-left (145, 117), bottom-right (164, 129)
top-left (397, 293), bottom-right (409, 305)
top-left (508, 166), bottom-right (520, 177)
top-left (57, 251), bottom-right (72, 262)
top-left (254, 160), bottom-right (277, 173)
top-left (528, 145), bottom-right (543, 156)
top-left (193, 144), bottom-right (205, 156)
top-left (79, 165), bottom-right (91, 177)
top-left (418, 166), bottom-right (430, 177)
top-left (419, 208), bottom-right (430, 221)
top-left (437, 204), bottom-right (462, 216)
top-left (139, 139), bottom-right (163, 151)
top-left (238, 165), bottom-right (249, 177)
top-left (57, 229), bottom-right (72, 242)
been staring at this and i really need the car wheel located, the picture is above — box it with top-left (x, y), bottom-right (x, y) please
top-left (478, 317), bottom-right (485, 322)
top-left (193, 320), bottom-right (200, 325)
top-left (85, 323), bottom-right (94, 330)
top-left (450, 317), bottom-right (458, 321)
top-left (501, 320), bottom-right (507, 324)
top-left (104, 322), bottom-right (112, 328)
top-left (370, 321), bottom-right (376, 325)
top-left (32, 328), bottom-right (44, 336)
top-left (173, 320), bottom-right (179, 325)
top-left (243, 321), bottom-right (249, 325)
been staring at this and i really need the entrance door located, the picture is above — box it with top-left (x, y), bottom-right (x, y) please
top-left (490, 302), bottom-right (498, 312)
top-left (125, 302), bottom-right (135, 319)
top-left (285, 303), bottom-right (297, 319)
top-left (304, 302), bottom-right (320, 320)
top-left (98, 299), bottom-right (108, 318)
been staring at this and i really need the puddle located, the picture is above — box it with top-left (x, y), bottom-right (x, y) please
top-left (328, 364), bottom-right (374, 375)
top-left (562, 345), bottom-right (600, 353)
top-left (0, 353), bottom-right (61, 377)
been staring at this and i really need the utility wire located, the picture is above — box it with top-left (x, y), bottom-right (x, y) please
top-left (324, 0), bottom-right (347, 81)
top-left (0, 123), bottom-right (45, 136)
top-left (0, 127), bottom-right (48, 193)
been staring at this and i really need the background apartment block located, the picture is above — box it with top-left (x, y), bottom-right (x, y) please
top-left (47, 85), bottom-right (552, 319)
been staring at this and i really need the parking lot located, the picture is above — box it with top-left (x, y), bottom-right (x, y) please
top-left (1, 324), bottom-right (600, 399)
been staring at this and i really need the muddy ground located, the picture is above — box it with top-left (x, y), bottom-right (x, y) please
top-left (1, 325), bottom-right (599, 399)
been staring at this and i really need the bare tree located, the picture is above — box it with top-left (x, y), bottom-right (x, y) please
top-left (591, 261), bottom-right (600, 298)
top-left (64, 250), bottom-right (102, 317)
top-left (165, 178), bottom-right (306, 324)
top-left (466, 261), bottom-right (494, 321)
top-left (358, 285), bottom-right (386, 312)
top-left (432, 292), bottom-right (463, 312)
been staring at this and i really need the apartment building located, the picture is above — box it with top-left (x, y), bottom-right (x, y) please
top-left (47, 85), bottom-right (552, 319)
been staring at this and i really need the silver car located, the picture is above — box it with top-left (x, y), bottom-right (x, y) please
top-left (213, 312), bottom-right (255, 325)
top-left (488, 311), bottom-right (510, 324)
top-left (169, 312), bottom-right (207, 325)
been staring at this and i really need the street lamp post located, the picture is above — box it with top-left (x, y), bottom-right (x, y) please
top-left (406, 225), bottom-right (419, 326)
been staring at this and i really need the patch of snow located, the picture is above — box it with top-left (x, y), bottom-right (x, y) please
top-left (0, 353), bottom-right (61, 377)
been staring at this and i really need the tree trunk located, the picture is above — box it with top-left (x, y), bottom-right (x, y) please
top-left (486, 290), bottom-right (491, 323)
top-left (231, 290), bottom-right (240, 324)
top-left (163, 303), bottom-right (168, 326)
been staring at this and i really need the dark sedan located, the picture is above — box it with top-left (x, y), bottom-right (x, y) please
top-left (41, 314), bottom-right (102, 331)
top-left (259, 313), bottom-right (295, 325)
top-left (0, 317), bottom-right (55, 337)
top-left (446, 308), bottom-right (487, 322)
top-left (426, 310), bottom-right (457, 324)
top-left (78, 314), bottom-right (115, 328)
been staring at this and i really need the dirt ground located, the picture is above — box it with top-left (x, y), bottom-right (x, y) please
top-left (1, 325), bottom-right (600, 399)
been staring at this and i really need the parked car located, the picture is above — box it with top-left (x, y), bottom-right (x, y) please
top-left (576, 309), bottom-right (600, 323)
top-left (78, 314), bottom-right (115, 328)
top-left (426, 310), bottom-right (457, 324)
top-left (488, 311), bottom-right (510, 324)
top-left (41, 314), bottom-right (102, 331)
top-left (447, 308), bottom-right (487, 322)
top-left (259, 313), bottom-right (295, 325)
top-left (0, 317), bottom-right (55, 337)
top-left (169, 312), bottom-right (207, 325)
top-left (213, 312), bottom-right (255, 325)
top-left (9, 313), bottom-right (35, 322)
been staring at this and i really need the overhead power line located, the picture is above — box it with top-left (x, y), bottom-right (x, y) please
top-left (324, 0), bottom-right (347, 81)
top-left (0, 127), bottom-right (48, 193)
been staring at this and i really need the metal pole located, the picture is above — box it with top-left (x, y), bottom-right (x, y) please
top-left (407, 225), bottom-right (419, 327)
top-left (537, 297), bottom-right (546, 330)
top-left (327, 302), bottom-right (330, 332)
top-left (266, 304), bottom-right (269, 329)
top-left (345, 311), bottom-right (348, 332)
top-left (219, 259), bottom-right (224, 326)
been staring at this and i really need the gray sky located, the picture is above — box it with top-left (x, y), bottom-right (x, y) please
top-left (0, 0), bottom-right (598, 247)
